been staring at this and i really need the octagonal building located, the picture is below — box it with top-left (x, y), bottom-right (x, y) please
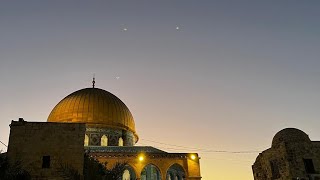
top-left (48, 87), bottom-right (138, 147)
top-left (6, 83), bottom-right (201, 180)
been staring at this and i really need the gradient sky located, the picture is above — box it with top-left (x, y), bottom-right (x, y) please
top-left (1, 1), bottom-right (320, 179)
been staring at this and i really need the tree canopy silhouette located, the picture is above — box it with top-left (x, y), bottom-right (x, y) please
top-left (0, 152), bottom-right (31, 180)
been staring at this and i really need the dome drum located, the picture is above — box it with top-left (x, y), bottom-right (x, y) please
top-left (85, 127), bottom-right (135, 146)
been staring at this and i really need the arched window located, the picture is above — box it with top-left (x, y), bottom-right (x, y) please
top-left (101, 135), bottom-right (108, 146)
top-left (84, 134), bottom-right (89, 146)
top-left (123, 169), bottom-right (130, 180)
top-left (122, 165), bottom-right (136, 180)
top-left (119, 137), bottom-right (124, 146)
top-left (141, 164), bottom-right (161, 180)
top-left (166, 164), bottom-right (185, 180)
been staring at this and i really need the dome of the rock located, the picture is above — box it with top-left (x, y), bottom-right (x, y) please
top-left (47, 88), bottom-right (138, 143)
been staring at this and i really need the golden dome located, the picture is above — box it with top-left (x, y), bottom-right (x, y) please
top-left (47, 88), bottom-right (138, 140)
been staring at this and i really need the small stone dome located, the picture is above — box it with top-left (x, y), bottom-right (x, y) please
top-left (272, 128), bottom-right (310, 148)
top-left (47, 88), bottom-right (138, 141)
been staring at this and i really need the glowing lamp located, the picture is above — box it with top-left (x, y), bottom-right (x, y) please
top-left (139, 155), bottom-right (144, 161)
top-left (190, 154), bottom-right (196, 160)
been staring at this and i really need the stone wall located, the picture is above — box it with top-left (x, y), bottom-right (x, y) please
top-left (253, 143), bottom-right (295, 180)
top-left (7, 120), bottom-right (85, 180)
top-left (253, 128), bottom-right (320, 180)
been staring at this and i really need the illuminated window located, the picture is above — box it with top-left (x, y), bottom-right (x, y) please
top-left (122, 166), bottom-right (136, 180)
top-left (84, 134), bottom-right (89, 146)
top-left (119, 137), bottom-right (123, 146)
top-left (122, 169), bottom-right (130, 180)
top-left (101, 135), bottom-right (108, 146)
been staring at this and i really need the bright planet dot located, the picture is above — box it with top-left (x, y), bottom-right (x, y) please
top-left (176, 26), bottom-right (180, 30)
top-left (123, 28), bottom-right (127, 31)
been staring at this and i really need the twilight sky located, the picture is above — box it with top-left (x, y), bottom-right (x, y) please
top-left (1, 1), bottom-right (320, 179)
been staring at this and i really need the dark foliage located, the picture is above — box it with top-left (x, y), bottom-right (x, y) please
top-left (0, 153), bottom-right (31, 180)
top-left (83, 153), bottom-right (127, 180)
top-left (59, 163), bottom-right (82, 180)
top-left (104, 161), bottom-right (128, 180)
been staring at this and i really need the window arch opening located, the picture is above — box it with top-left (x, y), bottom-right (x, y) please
top-left (119, 137), bottom-right (124, 146)
top-left (101, 135), bottom-right (108, 146)
top-left (166, 164), bottom-right (185, 180)
top-left (141, 164), bottom-right (161, 180)
top-left (84, 134), bottom-right (89, 146)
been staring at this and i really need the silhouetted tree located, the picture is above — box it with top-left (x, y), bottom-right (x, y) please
top-left (59, 163), bottom-right (82, 180)
top-left (0, 152), bottom-right (31, 180)
top-left (104, 162), bottom-right (128, 180)
top-left (83, 153), bottom-right (127, 180)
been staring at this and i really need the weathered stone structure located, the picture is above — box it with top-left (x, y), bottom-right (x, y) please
top-left (6, 85), bottom-right (201, 180)
top-left (7, 119), bottom-right (85, 180)
top-left (252, 128), bottom-right (320, 180)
